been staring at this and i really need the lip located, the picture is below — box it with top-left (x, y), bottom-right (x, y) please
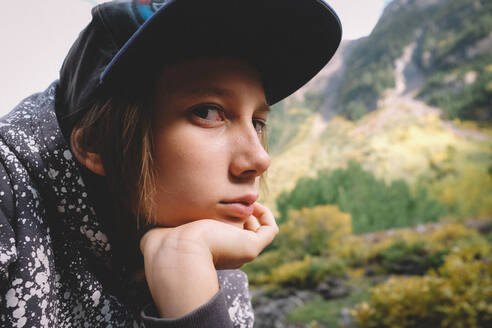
top-left (220, 194), bottom-right (259, 206)
top-left (219, 194), bottom-right (258, 218)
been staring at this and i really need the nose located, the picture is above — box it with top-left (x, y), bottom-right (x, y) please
top-left (229, 122), bottom-right (270, 180)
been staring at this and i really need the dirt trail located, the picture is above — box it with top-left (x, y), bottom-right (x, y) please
top-left (377, 43), bottom-right (490, 141)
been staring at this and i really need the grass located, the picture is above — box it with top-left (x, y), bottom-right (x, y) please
top-left (285, 278), bottom-right (372, 327)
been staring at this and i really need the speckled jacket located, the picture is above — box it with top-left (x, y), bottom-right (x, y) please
top-left (0, 82), bottom-right (255, 327)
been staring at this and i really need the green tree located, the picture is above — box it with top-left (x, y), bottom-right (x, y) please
top-left (276, 160), bottom-right (448, 233)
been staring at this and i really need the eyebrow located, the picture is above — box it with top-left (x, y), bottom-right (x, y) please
top-left (183, 87), bottom-right (271, 113)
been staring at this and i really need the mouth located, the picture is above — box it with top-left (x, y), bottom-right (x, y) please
top-left (219, 194), bottom-right (258, 218)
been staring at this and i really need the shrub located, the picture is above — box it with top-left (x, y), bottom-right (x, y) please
top-left (375, 240), bottom-right (447, 275)
top-left (266, 102), bottom-right (314, 154)
top-left (332, 235), bottom-right (369, 267)
top-left (276, 161), bottom-right (448, 234)
top-left (268, 255), bottom-right (347, 288)
top-left (425, 163), bottom-right (492, 218)
top-left (352, 256), bottom-right (492, 328)
top-left (242, 250), bottom-right (285, 285)
top-left (245, 205), bottom-right (351, 287)
top-left (449, 234), bottom-right (492, 262)
top-left (273, 205), bottom-right (352, 259)
top-left (427, 223), bottom-right (478, 246)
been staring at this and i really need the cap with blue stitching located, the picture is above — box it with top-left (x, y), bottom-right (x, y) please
top-left (56, 0), bottom-right (342, 141)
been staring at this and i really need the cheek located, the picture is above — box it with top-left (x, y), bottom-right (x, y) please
top-left (155, 125), bottom-right (229, 183)
top-left (152, 124), bottom-right (230, 221)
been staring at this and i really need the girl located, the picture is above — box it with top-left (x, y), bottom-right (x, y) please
top-left (0, 0), bottom-right (341, 327)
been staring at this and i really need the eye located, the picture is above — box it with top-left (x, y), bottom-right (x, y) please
top-left (190, 104), bottom-right (225, 125)
top-left (253, 119), bottom-right (266, 135)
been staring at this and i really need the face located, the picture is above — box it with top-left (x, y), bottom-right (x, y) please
top-left (151, 56), bottom-right (270, 229)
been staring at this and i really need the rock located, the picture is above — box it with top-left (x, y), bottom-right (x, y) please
top-left (251, 287), bottom-right (318, 328)
top-left (364, 264), bottom-right (377, 277)
top-left (368, 275), bottom-right (390, 285)
top-left (466, 219), bottom-right (492, 235)
top-left (339, 307), bottom-right (353, 327)
top-left (316, 277), bottom-right (351, 299)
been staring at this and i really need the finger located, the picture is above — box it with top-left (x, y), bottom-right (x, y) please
top-left (252, 202), bottom-right (277, 228)
top-left (250, 202), bottom-right (279, 247)
top-left (243, 215), bottom-right (260, 232)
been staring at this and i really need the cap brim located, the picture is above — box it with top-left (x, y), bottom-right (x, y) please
top-left (100, 0), bottom-right (342, 105)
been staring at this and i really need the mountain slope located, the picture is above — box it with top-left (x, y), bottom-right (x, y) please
top-left (335, 0), bottom-right (492, 121)
top-left (262, 100), bottom-right (490, 214)
top-left (262, 0), bottom-right (492, 216)
top-left (262, 39), bottom-right (491, 214)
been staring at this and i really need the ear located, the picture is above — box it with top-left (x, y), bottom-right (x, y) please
top-left (70, 127), bottom-right (106, 176)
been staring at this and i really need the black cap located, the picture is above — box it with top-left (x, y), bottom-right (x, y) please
top-left (56, 0), bottom-right (342, 140)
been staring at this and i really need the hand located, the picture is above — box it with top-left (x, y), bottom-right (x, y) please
top-left (140, 202), bottom-right (278, 269)
top-left (202, 202), bottom-right (279, 269)
top-left (139, 202), bottom-right (278, 318)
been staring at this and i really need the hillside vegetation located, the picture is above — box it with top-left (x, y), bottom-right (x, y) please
top-left (262, 99), bottom-right (491, 219)
top-left (335, 0), bottom-right (492, 121)
top-left (246, 206), bottom-right (492, 327)
top-left (252, 0), bottom-right (492, 326)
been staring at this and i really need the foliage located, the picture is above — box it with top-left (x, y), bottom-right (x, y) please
top-left (448, 233), bottom-right (492, 262)
top-left (361, 223), bottom-right (486, 268)
top-left (331, 235), bottom-right (369, 268)
top-left (242, 250), bottom-right (285, 285)
top-left (426, 223), bottom-right (480, 248)
top-left (276, 160), bottom-right (448, 234)
top-left (273, 205), bottom-right (352, 259)
top-left (247, 220), bottom-right (492, 326)
top-left (374, 240), bottom-right (447, 275)
top-left (418, 54), bottom-right (492, 121)
top-left (420, 162), bottom-right (492, 218)
top-left (349, 224), bottom-right (492, 327)
top-left (243, 205), bottom-right (351, 286)
top-left (352, 255), bottom-right (492, 328)
top-left (286, 278), bottom-right (372, 328)
top-left (266, 102), bottom-right (315, 154)
top-left (268, 255), bottom-right (347, 288)
top-left (331, 223), bottom-right (488, 273)
top-left (335, 0), bottom-right (435, 118)
top-left (332, 0), bottom-right (492, 121)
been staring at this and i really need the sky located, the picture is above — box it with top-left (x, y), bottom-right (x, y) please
top-left (0, 0), bottom-right (390, 115)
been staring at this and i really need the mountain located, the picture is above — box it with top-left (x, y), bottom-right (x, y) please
top-left (262, 97), bottom-right (490, 214)
top-left (266, 39), bottom-right (360, 154)
top-left (262, 0), bottom-right (492, 216)
top-left (335, 0), bottom-right (492, 121)
top-left (282, 0), bottom-right (492, 124)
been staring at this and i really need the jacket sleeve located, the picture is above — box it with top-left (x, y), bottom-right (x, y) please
top-left (0, 159), bottom-right (17, 290)
top-left (140, 287), bottom-right (234, 328)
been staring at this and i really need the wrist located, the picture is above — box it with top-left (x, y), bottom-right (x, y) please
top-left (142, 228), bottom-right (219, 319)
top-left (151, 250), bottom-right (219, 319)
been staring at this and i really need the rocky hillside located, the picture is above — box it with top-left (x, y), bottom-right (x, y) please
top-left (262, 0), bottom-right (492, 214)
top-left (335, 0), bottom-right (492, 121)
top-left (251, 3), bottom-right (492, 326)
top-left (262, 93), bottom-right (490, 214)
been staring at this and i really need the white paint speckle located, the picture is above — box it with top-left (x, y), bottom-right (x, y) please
top-left (12, 305), bottom-right (25, 318)
top-left (63, 150), bottom-right (73, 160)
top-left (48, 168), bottom-right (59, 179)
top-left (6, 288), bottom-right (18, 307)
top-left (91, 290), bottom-right (101, 307)
top-left (35, 272), bottom-right (48, 285)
